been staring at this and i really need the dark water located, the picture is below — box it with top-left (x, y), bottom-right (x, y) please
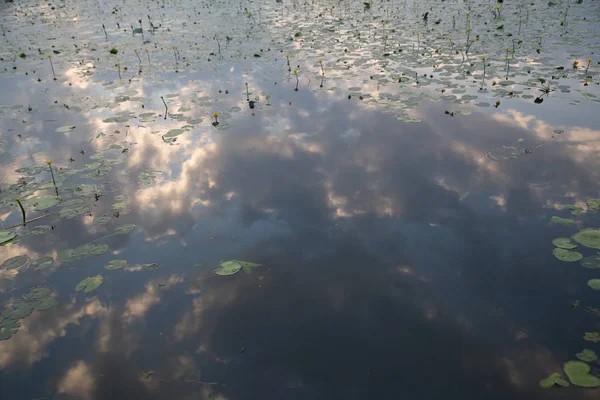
top-left (1, 0), bottom-right (600, 399)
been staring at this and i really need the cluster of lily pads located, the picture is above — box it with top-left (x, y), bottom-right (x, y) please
top-left (545, 201), bottom-right (600, 388)
top-left (0, 285), bottom-right (57, 341)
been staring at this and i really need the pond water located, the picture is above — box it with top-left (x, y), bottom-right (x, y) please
top-left (1, 0), bottom-right (600, 399)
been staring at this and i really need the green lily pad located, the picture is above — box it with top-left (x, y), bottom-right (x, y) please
top-left (583, 332), bottom-right (600, 343)
top-left (75, 275), bottom-right (104, 293)
top-left (58, 243), bottom-right (109, 262)
top-left (30, 256), bottom-right (54, 270)
top-left (142, 263), bottom-right (161, 271)
top-left (581, 255), bottom-right (600, 269)
top-left (214, 260), bottom-right (243, 276)
top-left (563, 361), bottom-right (600, 388)
top-left (539, 372), bottom-right (570, 389)
top-left (105, 260), bottom-right (127, 270)
top-left (552, 237), bottom-right (577, 249)
top-left (0, 231), bottom-right (16, 245)
top-left (0, 318), bottom-right (20, 341)
top-left (1, 255), bottom-right (29, 270)
top-left (32, 297), bottom-right (57, 311)
top-left (587, 199), bottom-right (600, 211)
top-left (564, 204), bottom-right (585, 215)
top-left (114, 224), bottom-right (135, 234)
top-left (164, 129), bottom-right (185, 138)
top-left (588, 279), bottom-right (600, 290)
top-left (55, 125), bottom-right (76, 133)
top-left (553, 248), bottom-right (583, 262)
top-left (34, 196), bottom-right (61, 211)
top-left (26, 286), bottom-right (51, 299)
top-left (238, 260), bottom-right (263, 274)
top-left (94, 216), bottom-right (112, 225)
top-left (572, 229), bottom-right (600, 249)
top-left (2, 300), bottom-right (33, 319)
top-left (551, 216), bottom-right (575, 225)
top-left (59, 205), bottom-right (87, 219)
top-left (576, 349), bottom-right (598, 363)
top-left (26, 225), bottom-right (53, 235)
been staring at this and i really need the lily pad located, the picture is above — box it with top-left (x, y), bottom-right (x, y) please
top-left (34, 196), bottom-right (61, 211)
top-left (114, 224), bottom-right (135, 234)
top-left (2, 300), bottom-right (33, 319)
top-left (214, 260), bottom-right (243, 276)
top-left (572, 229), bottom-right (600, 249)
top-left (75, 275), bottom-right (103, 293)
top-left (563, 361), bottom-right (600, 388)
top-left (58, 243), bottom-right (109, 262)
top-left (26, 286), bottom-right (51, 299)
top-left (576, 349), bottom-right (598, 363)
top-left (552, 237), bottom-right (577, 249)
top-left (587, 199), bottom-right (600, 210)
top-left (583, 332), bottom-right (600, 343)
top-left (55, 125), bottom-right (76, 133)
top-left (26, 225), bottom-right (53, 235)
top-left (32, 297), bottom-right (57, 311)
top-left (551, 216), bottom-right (575, 225)
top-left (0, 318), bottom-right (20, 341)
top-left (30, 256), bottom-right (54, 270)
top-left (164, 129), bottom-right (185, 138)
top-left (553, 248), bottom-right (583, 262)
top-left (0, 231), bottom-right (16, 245)
top-left (142, 263), bottom-right (161, 271)
top-left (1, 255), bottom-right (29, 270)
top-left (581, 255), bottom-right (600, 269)
top-left (539, 372), bottom-right (570, 389)
top-left (238, 260), bottom-right (263, 274)
top-left (105, 260), bottom-right (127, 270)
top-left (588, 279), bottom-right (600, 290)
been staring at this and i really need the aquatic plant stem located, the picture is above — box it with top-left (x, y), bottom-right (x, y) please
top-left (15, 198), bottom-right (26, 226)
top-left (161, 96), bottom-right (168, 119)
top-left (46, 160), bottom-right (58, 195)
top-left (48, 55), bottom-right (56, 80)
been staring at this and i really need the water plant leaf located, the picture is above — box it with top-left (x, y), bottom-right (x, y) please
top-left (587, 199), bottom-right (600, 211)
top-left (550, 216), bottom-right (575, 225)
top-left (572, 229), bottom-right (600, 249)
top-left (75, 275), bottom-right (103, 293)
top-left (30, 256), bottom-right (54, 270)
top-left (26, 225), bottom-right (53, 235)
top-left (576, 349), bottom-right (598, 363)
top-left (552, 237), bottom-right (577, 249)
top-left (581, 255), bottom-right (600, 269)
top-left (552, 248), bottom-right (583, 262)
top-left (143, 263), bottom-right (161, 271)
top-left (2, 300), bottom-right (33, 319)
top-left (34, 196), bottom-right (61, 211)
top-left (164, 129), bottom-right (185, 138)
top-left (583, 332), bottom-right (600, 343)
top-left (58, 243), bottom-right (109, 262)
top-left (539, 372), bottom-right (570, 389)
top-left (0, 318), bottom-right (20, 341)
top-left (55, 125), bottom-right (76, 133)
top-left (588, 279), bottom-right (600, 290)
top-left (0, 231), bottom-right (17, 245)
top-left (105, 260), bottom-right (127, 270)
top-left (26, 286), bottom-right (51, 299)
top-left (563, 361), bottom-right (600, 388)
top-left (1, 255), bottom-right (29, 270)
top-left (214, 260), bottom-right (242, 276)
top-left (114, 224), bottom-right (135, 234)
top-left (32, 297), bottom-right (57, 311)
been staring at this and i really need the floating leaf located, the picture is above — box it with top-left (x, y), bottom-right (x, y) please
top-left (164, 129), bottom-right (185, 138)
top-left (587, 199), bottom-right (600, 211)
top-left (563, 361), bottom-right (600, 388)
top-left (552, 237), bottom-right (577, 249)
top-left (0, 231), bottom-right (16, 245)
top-left (34, 196), bottom-right (61, 211)
top-left (550, 216), bottom-right (575, 226)
top-left (583, 332), bottom-right (600, 343)
top-left (143, 263), bottom-right (161, 271)
top-left (1, 255), bottom-right (29, 270)
top-left (105, 260), bottom-right (127, 270)
top-left (114, 224), bottom-right (135, 234)
top-left (576, 349), bottom-right (598, 363)
top-left (214, 260), bottom-right (242, 276)
top-left (572, 229), bottom-right (600, 249)
top-left (55, 125), bottom-right (76, 133)
top-left (26, 225), bottom-right (53, 235)
top-left (581, 255), bottom-right (600, 269)
top-left (553, 248), bottom-right (583, 262)
top-left (0, 318), bottom-right (20, 341)
top-left (30, 256), bottom-right (54, 270)
top-left (32, 297), bottom-right (57, 311)
top-left (58, 243), bottom-right (109, 262)
top-left (588, 279), bottom-right (600, 290)
top-left (539, 372), bottom-right (570, 389)
top-left (75, 275), bottom-right (104, 293)
top-left (26, 286), bottom-right (51, 299)
top-left (2, 300), bottom-right (33, 319)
